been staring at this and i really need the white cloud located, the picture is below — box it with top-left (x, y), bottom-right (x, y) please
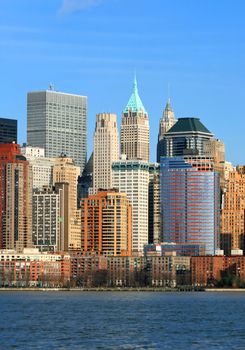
top-left (59, 0), bottom-right (103, 14)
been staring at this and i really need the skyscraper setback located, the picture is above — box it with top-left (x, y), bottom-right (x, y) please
top-left (27, 89), bottom-right (87, 173)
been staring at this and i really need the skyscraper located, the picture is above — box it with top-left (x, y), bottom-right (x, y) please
top-left (157, 99), bottom-right (177, 162)
top-left (161, 157), bottom-right (220, 255)
top-left (120, 77), bottom-right (149, 162)
top-left (220, 167), bottom-right (245, 255)
top-left (53, 155), bottom-right (81, 250)
top-left (157, 117), bottom-right (213, 160)
top-left (112, 158), bottom-right (149, 253)
top-left (93, 113), bottom-right (119, 193)
top-left (27, 89), bottom-right (87, 173)
top-left (0, 144), bottom-right (33, 252)
top-left (0, 117), bottom-right (17, 144)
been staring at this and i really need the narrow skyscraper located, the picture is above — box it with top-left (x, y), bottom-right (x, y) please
top-left (157, 99), bottom-right (177, 162)
top-left (93, 113), bottom-right (119, 193)
top-left (120, 77), bottom-right (149, 162)
top-left (27, 89), bottom-right (87, 173)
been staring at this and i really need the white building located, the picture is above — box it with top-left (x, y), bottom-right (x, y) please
top-left (112, 158), bottom-right (149, 253)
top-left (27, 89), bottom-right (87, 173)
top-left (21, 146), bottom-right (55, 190)
top-left (93, 113), bottom-right (119, 193)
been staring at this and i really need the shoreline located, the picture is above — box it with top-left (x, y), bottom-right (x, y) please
top-left (0, 287), bottom-right (245, 292)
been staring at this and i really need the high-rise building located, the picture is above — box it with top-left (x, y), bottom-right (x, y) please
top-left (81, 190), bottom-right (132, 257)
top-left (53, 155), bottom-right (81, 250)
top-left (157, 99), bottom-right (177, 162)
top-left (148, 163), bottom-right (161, 243)
top-left (32, 183), bottom-right (69, 252)
top-left (27, 89), bottom-right (87, 173)
top-left (93, 113), bottom-right (119, 193)
top-left (160, 157), bottom-right (220, 255)
top-left (220, 168), bottom-right (245, 255)
top-left (0, 144), bottom-right (33, 252)
top-left (120, 77), bottom-right (149, 162)
top-left (21, 146), bottom-right (54, 190)
top-left (0, 117), bottom-right (17, 144)
top-left (157, 117), bottom-right (213, 160)
top-left (112, 158), bottom-right (149, 253)
top-left (77, 153), bottom-right (93, 205)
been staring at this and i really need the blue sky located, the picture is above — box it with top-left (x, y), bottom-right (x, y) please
top-left (1, 0), bottom-right (245, 164)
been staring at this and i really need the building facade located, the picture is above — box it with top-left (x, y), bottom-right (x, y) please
top-left (81, 190), bottom-right (132, 257)
top-left (53, 155), bottom-right (81, 250)
top-left (148, 163), bottom-right (161, 243)
top-left (221, 168), bottom-right (245, 255)
top-left (160, 157), bottom-right (220, 255)
top-left (0, 144), bottom-right (33, 252)
top-left (93, 113), bottom-right (119, 193)
top-left (112, 159), bottom-right (149, 253)
top-left (21, 146), bottom-right (54, 191)
top-left (120, 77), bottom-right (149, 162)
top-left (157, 117), bottom-right (213, 160)
top-left (157, 99), bottom-right (177, 162)
top-left (0, 117), bottom-right (17, 144)
top-left (27, 89), bottom-right (87, 173)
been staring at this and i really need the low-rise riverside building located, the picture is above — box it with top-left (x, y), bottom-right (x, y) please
top-left (191, 255), bottom-right (245, 287)
top-left (0, 248), bottom-right (70, 287)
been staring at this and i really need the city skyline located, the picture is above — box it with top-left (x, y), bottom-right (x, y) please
top-left (1, 0), bottom-right (245, 165)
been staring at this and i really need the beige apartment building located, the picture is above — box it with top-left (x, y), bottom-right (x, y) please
top-left (93, 113), bottom-right (119, 193)
top-left (53, 155), bottom-right (81, 250)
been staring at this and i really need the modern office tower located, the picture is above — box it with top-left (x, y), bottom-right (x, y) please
top-left (112, 158), bottom-right (149, 253)
top-left (27, 89), bottom-right (87, 173)
top-left (0, 117), bottom-right (17, 144)
top-left (160, 157), bottom-right (220, 255)
top-left (32, 183), bottom-right (69, 252)
top-left (81, 190), bottom-right (132, 257)
top-left (157, 99), bottom-right (177, 162)
top-left (21, 146), bottom-right (54, 190)
top-left (157, 117), bottom-right (213, 160)
top-left (77, 153), bottom-right (93, 205)
top-left (0, 144), bottom-right (33, 252)
top-left (220, 168), bottom-right (245, 255)
top-left (148, 163), bottom-right (161, 243)
top-left (93, 113), bottom-right (119, 193)
top-left (53, 155), bottom-right (81, 250)
top-left (120, 77), bottom-right (150, 162)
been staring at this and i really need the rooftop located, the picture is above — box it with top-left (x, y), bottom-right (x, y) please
top-left (123, 76), bottom-right (146, 113)
top-left (167, 117), bottom-right (212, 134)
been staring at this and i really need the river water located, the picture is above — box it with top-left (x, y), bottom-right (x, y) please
top-left (1, 291), bottom-right (245, 349)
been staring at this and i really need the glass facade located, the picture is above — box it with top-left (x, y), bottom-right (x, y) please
top-left (160, 157), bottom-right (220, 255)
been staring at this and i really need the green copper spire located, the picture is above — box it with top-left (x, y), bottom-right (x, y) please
top-left (123, 76), bottom-right (146, 113)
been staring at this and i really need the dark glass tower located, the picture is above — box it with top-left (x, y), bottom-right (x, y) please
top-left (0, 117), bottom-right (17, 144)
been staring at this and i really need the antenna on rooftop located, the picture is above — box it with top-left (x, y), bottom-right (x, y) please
top-left (48, 83), bottom-right (55, 91)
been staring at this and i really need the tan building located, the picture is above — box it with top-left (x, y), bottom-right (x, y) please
top-left (203, 138), bottom-right (226, 189)
top-left (81, 190), bottom-right (132, 257)
top-left (221, 168), bottom-right (245, 254)
top-left (120, 77), bottom-right (149, 162)
top-left (53, 155), bottom-right (81, 250)
top-left (0, 144), bottom-right (33, 252)
top-left (93, 113), bottom-right (119, 193)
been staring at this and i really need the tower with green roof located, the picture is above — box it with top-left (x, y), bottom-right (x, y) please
top-left (157, 117), bottom-right (213, 161)
top-left (120, 76), bottom-right (149, 162)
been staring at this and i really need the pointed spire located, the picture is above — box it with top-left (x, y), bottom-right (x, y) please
top-left (123, 75), bottom-right (146, 114)
top-left (165, 98), bottom-right (173, 112)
